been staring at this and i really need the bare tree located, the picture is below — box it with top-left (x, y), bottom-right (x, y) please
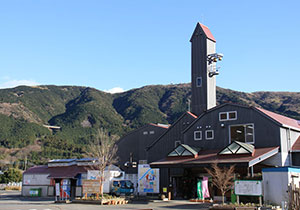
top-left (86, 128), bottom-right (118, 202)
top-left (205, 163), bottom-right (235, 205)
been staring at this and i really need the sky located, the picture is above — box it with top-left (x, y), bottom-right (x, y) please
top-left (0, 0), bottom-right (299, 93)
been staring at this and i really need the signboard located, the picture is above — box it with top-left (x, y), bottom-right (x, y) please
top-left (87, 170), bottom-right (101, 180)
top-left (82, 180), bottom-right (101, 194)
top-left (234, 180), bottom-right (262, 196)
top-left (55, 183), bottom-right (60, 196)
top-left (138, 164), bottom-right (159, 194)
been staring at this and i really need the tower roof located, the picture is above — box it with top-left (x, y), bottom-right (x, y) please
top-left (190, 22), bottom-right (216, 42)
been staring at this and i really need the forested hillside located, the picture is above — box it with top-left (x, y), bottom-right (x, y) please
top-left (0, 84), bottom-right (299, 167)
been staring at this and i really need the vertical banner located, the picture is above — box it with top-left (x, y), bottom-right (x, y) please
top-left (202, 176), bottom-right (210, 198)
top-left (197, 180), bottom-right (203, 199)
top-left (55, 183), bottom-right (60, 197)
top-left (138, 164), bottom-right (159, 194)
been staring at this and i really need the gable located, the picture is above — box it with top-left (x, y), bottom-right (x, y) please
top-left (183, 103), bottom-right (282, 149)
top-left (147, 112), bottom-right (197, 151)
top-left (190, 22), bottom-right (216, 42)
top-left (146, 112), bottom-right (197, 163)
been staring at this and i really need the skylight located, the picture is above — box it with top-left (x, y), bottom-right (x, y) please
top-left (219, 141), bottom-right (254, 155)
top-left (167, 144), bottom-right (199, 157)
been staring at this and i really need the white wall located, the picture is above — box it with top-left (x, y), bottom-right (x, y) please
top-left (23, 174), bottom-right (50, 185)
top-left (280, 128), bottom-right (300, 166)
top-left (263, 171), bottom-right (289, 205)
top-left (263, 169), bottom-right (300, 206)
top-left (22, 186), bottom-right (49, 197)
top-left (22, 174), bottom-right (51, 197)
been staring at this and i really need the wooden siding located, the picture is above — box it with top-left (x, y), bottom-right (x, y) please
top-left (183, 104), bottom-right (282, 150)
top-left (191, 24), bottom-right (209, 116)
top-left (116, 124), bottom-right (167, 174)
top-left (147, 113), bottom-right (197, 163)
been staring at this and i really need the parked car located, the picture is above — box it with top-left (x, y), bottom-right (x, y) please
top-left (111, 180), bottom-right (134, 196)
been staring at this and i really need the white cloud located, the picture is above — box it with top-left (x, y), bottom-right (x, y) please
top-left (104, 87), bottom-right (125, 94)
top-left (0, 79), bottom-right (40, 89)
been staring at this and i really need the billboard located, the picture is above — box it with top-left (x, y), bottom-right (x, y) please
top-left (138, 164), bottom-right (159, 194)
top-left (82, 180), bottom-right (101, 194)
top-left (234, 180), bottom-right (262, 196)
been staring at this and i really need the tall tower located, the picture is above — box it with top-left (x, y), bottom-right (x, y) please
top-left (190, 23), bottom-right (221, 116)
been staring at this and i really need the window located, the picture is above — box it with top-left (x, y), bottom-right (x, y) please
top-left (230, 124), bottom-right (254, 144)
top-left (194, 131), bottom-right (202, 140)
top-left (228, 111), bottom-right (237, 120)
top-left (219, 111), bottom-right (237, 121)
top-left (196, 77), bottom-right (202, 87)
top-left (219, 112), bottom-right (227, 121)
top-left (206, 130), bottom-right (214, 140)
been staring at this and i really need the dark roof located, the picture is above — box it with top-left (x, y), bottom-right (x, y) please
top-left (48, 159), bottom-right (76, 163)
top-left (23, 165), bottom-right (49, 174)
top-left (182, 103), bottom-right (300, 134)
top-left (76, 158), bottom-right (97, 162)
top-left (117, 123), bottom-right (168, 145)
top-left (47, 165), bottom-right (94, 178)
top-left (146, 111), bottom-right (197, 151)
top-left (24, 165), bottom-right (98, 178)
top-left (150, 146), bottom-right (279, 168)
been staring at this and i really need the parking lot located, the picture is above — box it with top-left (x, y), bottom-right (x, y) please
top-left (0, 191), bottom-right (211, 210)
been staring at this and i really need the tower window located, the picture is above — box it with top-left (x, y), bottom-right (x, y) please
top-left (196, 77), bottom-right (202, 87)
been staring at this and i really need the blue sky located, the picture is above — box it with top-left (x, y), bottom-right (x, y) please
top-left (0, 0), bottom-right (299, 93)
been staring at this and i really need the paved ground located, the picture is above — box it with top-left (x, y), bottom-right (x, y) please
top-left (0, 191), bottom-right (211, 210)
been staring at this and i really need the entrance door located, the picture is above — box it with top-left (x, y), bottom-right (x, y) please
top-left (70, 179), bottom-right (77, 200)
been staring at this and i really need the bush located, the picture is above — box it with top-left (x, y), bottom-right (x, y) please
top-left (4, 186), bottom-right (21, 191)
top-left (0, 168), bottom-right (22, 183)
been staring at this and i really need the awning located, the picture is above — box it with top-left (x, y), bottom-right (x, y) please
top-left (150, 147), bottom-right (279, 168)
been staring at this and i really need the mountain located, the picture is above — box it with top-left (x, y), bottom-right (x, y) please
top-left (0, 84), bottom-right (300, 166)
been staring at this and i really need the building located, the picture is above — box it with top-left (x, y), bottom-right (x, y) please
top-left (22, 158), bottom-right (123, 198)
top-left (117, 22), bottom-right (300, 199)
top-left (23, 22), bottom-right (300, 200)
top-left (116, 123), bottom-right (169, 174)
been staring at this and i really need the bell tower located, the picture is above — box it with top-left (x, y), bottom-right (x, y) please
top-left (190, 23), bottom-right (222, 116)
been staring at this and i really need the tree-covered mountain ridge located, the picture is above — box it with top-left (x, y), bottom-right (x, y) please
top-left (0, 84), bottom-right (300, 165)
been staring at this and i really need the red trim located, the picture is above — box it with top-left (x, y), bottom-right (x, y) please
top-left (255, 107), bottom-right (300, 129)
top-left (187, 111), bottom-right (198, 119)
top-left (149, 123), bottom-right (170, 129)
top-left (200, 23), bottom-right (216, 42)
